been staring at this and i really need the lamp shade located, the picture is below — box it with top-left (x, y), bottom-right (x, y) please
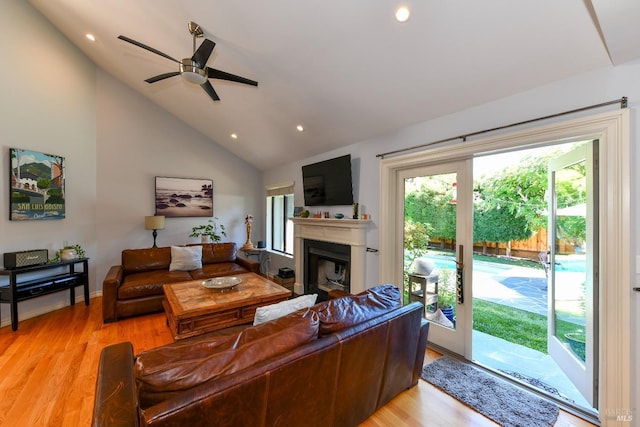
top-left (145, 215), bottom-right (165, 230)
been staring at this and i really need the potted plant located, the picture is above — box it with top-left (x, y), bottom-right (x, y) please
top-left (51, 244), bottom-right (86, 263)
top-left (437, 268), bottom-right (457, 324)
top-left (190, 217), bottom-right (227, 243)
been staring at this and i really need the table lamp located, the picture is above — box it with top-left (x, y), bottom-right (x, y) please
top-left (145, 215), bottom-right (165, 248)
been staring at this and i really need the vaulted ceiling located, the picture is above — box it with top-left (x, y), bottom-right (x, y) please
top-left (27, 0), bottom-right (640, 171)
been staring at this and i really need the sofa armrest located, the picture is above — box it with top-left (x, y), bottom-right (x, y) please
top-left (412, 319), bottom-right (431, 385)
top-left (92, 342), bottom-right (139, 427)
top-left (235, 255), bottom-right (260, 274)
top-left (102, 266), bottom-right (124, 323)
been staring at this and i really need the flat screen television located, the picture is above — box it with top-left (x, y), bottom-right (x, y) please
top-left (302, 155), bottom-right (354, 206)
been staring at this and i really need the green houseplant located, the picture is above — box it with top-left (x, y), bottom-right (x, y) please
top-left (189, 217), bottom-right (227, 243)
top-left (51, 244), bottom-right (86, 263)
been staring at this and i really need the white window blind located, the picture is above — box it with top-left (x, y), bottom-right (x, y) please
top-left (266, 181), bottom-right (294, 197)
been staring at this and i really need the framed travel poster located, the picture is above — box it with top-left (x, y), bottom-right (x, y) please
top-left (155, 176), bottom-right (213, 218)
top-left (9, 148), bottom-right (66, 220)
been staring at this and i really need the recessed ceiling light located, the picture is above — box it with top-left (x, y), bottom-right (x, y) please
top-left (296, 125), bottom-right (304, 132)
top-left (85, 33), bottom-right (96, 42)
top-left (395, 6), bottom-right (410, 23)
top-left (230, 133), bottom-right (238, 139)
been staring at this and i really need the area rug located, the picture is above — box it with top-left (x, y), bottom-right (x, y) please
top-left (421, 357), bottom-right (559, 427)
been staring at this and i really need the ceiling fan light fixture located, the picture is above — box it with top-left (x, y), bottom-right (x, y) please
top-left (180, 59), bottom-right (207, 85)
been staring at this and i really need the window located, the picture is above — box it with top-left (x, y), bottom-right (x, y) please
top-left (266, 182), bottom-right (294, 255)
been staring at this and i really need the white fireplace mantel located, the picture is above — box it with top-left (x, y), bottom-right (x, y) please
top-left (291, 218), bottom-right (370, 295)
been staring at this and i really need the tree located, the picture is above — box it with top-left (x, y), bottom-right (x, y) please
top-left (404, 219), bottom-right (434, 262)
top-left (37, 178), bottom-right (51, 190)
top-left (404, 145), bottom-right (588, 257)
top-left (554, 161), bottom-right (587, 248)
top-left (473, 202), bottom-right (532, 255)
top-left (471, 154), bottom-right (551, 256)
top-left (404, 174), bottom-right (457, 247)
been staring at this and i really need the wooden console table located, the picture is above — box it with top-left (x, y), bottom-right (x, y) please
top-left (0, 258), bottom-right (89, 331)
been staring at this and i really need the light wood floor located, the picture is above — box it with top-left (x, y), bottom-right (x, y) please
top-left (0, 298), bottom-right (595, 426)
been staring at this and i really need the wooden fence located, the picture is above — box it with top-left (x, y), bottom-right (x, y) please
top-left (430, 228), bottom-right (577, 262)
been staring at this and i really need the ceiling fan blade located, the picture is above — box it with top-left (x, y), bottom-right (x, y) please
top-left (118, 35), bottom-right (181, 64)
top-left (145, 72), bottom-right (181, 83)
top-left (192, 39), bottom-right (216, 68)
top-left (201, 81), bottom-right (221, 101)
top-left (206, 68), bottom-right (258, 87)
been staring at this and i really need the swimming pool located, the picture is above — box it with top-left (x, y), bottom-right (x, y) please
top-left (408, 253), bottom-right (585, 276)
top-left (418, 255), bottom-right (512, 275)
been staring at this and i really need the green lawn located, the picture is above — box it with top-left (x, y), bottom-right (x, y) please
top-left (473, 298), bottom-right (585, 360)
top-left (473, 298), bottom-right (547, 352)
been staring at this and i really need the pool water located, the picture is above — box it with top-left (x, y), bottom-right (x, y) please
top-left (425, 255), bottom-right (512, 275)
top-left (410, 254), bottom-right (586, 275)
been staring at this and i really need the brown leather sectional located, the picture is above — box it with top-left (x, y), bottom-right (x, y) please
top-left (102, 242), bottom-right (260, 323)
top-left (92, 285), bottom-right (430, 426)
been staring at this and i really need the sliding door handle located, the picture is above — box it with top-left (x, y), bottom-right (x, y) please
top-left (456, 245), bottom-right (464, 304)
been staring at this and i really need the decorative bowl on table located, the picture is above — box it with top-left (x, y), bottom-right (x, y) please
top-left (202, 276), bottom-right (242, 291)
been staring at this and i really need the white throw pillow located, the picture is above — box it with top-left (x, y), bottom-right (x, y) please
top-left (253, 294), bottom-right (318, 325)
top-left (169, 245), bottom-right (202, 271)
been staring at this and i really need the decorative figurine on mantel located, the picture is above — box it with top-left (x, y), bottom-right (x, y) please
top-left (241, 214), bottom-right (255, 250)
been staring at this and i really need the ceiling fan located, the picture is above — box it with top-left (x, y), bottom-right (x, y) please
top-left (118, 21), bottom-right (258, 102)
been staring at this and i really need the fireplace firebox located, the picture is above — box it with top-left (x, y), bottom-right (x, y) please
top-left (304, 239), bottom-right (350, 300)
top-left (292, 217), bottom-right (370, 296)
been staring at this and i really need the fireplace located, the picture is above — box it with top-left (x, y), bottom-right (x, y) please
top-left (304, 239), bottom-right (351, 299)
top-left (291, 217), bottom-right (370, 296)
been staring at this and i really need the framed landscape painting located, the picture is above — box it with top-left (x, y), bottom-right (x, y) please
top-left (9, 148), bottom-right (66, 220)
top-left (155, 176), bottom-right (213, 218)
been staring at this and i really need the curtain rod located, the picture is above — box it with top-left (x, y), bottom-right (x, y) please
top-left (376, 96), bottom-right (628, 159)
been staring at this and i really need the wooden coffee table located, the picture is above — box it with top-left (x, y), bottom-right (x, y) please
top-left (162, 272), bottom-right (291, 340)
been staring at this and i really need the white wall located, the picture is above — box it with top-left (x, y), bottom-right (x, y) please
top-left (0, 0), bottom-right (97, 323)
top-left (95, 70), bottom-right (263, 284)
top-left (263, 60), bottom-right (640, 420)
top-left (0, 2), bottom-right (263, 327)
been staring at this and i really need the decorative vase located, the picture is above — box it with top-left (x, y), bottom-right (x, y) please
top-left (201, 235), bottom-right (211, 244)
top-left (60, 248), bottom-right (77, 261)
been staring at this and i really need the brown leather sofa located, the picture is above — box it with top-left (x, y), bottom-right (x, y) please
top-left (92, 285), bottom-right (430, 427)
top-left (102, 243), bottom-right (260, 323)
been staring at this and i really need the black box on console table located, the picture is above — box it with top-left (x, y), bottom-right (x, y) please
top-left (3, 249), bottom-right (49, 269)
top-left (273, 275), bottom-right (295, 293)
top-left (278, 267), bottom-right (294, 278)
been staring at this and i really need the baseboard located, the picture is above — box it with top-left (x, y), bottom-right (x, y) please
top-left (0, 290), bottom-right (102, 329)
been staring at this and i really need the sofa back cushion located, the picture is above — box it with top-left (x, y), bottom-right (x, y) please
top-left (135, 310), bottom-right (319, 408)
top-left (121, 247), bottom-right (172, 275)
top-left (189, 242), bottom-right (238, 264)
top-left (169, 245), bottom-right (202, 271)
top-left (310, 284), bottom-right (401, 337)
